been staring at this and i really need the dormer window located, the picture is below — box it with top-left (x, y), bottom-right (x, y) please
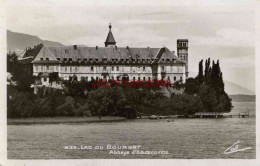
top-left (78, 58), bottom-right (81, 63)
top-left (103, 58), bottom-right (107, 63)
top-left (126, 58), bottom-right (130, 63)
top-left (57, 58), bottom-right (60, 61)
top-left (84, 58), bottom-right (87, 62)
top-left (132, 59), bottom-right (136, 63)
top-left (40, 58), bottom-right (43, 61)
top-left (69, 58), bottom-right (72, 63)
top-left (64, 58), bottom-right (67, 62)
top-left (142, 59), bottom-right (145, 63)
top-left (90, 58), bottom-right (93, 63)
top-left (166, 59), bottom-right (170, 62)
top-left (46, 58), bottom-right (49, 61)
top-left (111, 58), bottom-right (114, 62)
top-left (151, 58), bottom-right (154, 61)
top-left (96, 58), bottom-right (98, 62)
top-left (121, 58), bottom-right (124, 62)
top-left (115, 58), bottom-right (118, 62)
top-left (137, 58), bottom-right (141, 63)
top-left (161, 59), bottom-right (165, 62)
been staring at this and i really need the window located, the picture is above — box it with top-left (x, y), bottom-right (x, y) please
top-left (112, 66), bottom-right (114, 71)
top-left (69, 58), bottom-right (72, 63)
top-left (57, 58), bottom-right (60, 61)
top-left (143, 77), bottom-right (146, 81)
top-left (133, 77), bottom-right (135, 81)
top-left (40, 58), bottom-right (43, 61)
top-left (180, 76), bottom-right (183, 81)
top-left (162, 66), bottom-right (165, 71)
top-left (65, 67), bottom-right (67, 72)
top-left (117, 76), bottom-right (120, 81)
top-left (138, 77), bottom-right (140, 81)
top-left (91, 66), bottom-right (94, 71)
top-left (103, 66), bottom-right (106, 71)
top-left (148, 77), bottom-right (151, 81)
top-left (143, 67), bottom-right (145, 71)
top-left (96, 77), bottom-right (99, 81)
top-left (91, 77), bottom-right (94, 81)
top-left (46, 66), bottom-right (49, 71)
top-left (44, 77), bottom-right (47, 82)
top-left (46, 58), bottom-right (49, 61)
top-left (75, 67), bottom-right (78, 72)
top-left (35, 66), bottom-right (38, 71)
top-left (174, 76), bottom-right (176, 81)
top-left (117, 66), bottom-right (119, 71)
top-left (168, 76), bottom-right (170, 80)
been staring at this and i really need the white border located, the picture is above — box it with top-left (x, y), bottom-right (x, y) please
top-left (0, 0), bottom-right (259, 165)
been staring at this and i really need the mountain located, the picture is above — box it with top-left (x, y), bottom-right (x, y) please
top-left (224, 81), bottom-right (255, 95)
top-left (7, 30), bottom-right (64, 50)
top-left (229, 95), bottom-right (255, 102)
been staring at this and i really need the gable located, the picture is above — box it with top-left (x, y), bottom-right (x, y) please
top-left (32, 45), bottom-right (60, 64)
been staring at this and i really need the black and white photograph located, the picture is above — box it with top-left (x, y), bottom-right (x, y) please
top-left (1, 0), bottom-right (259, 165)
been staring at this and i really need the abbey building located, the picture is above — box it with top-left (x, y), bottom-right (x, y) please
top-left (31, 24), bottom-right (189, 85)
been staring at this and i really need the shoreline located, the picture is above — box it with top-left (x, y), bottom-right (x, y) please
top-left (7, 116), bottom-right (127, 125)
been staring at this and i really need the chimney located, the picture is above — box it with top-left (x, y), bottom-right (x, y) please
top-left (74, 45), bottom-right (77, 50)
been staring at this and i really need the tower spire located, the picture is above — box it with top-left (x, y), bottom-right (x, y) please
top-left (105, 23), bottom-right (116, 47)
top-left (109, 22), bottom-right (112, 30)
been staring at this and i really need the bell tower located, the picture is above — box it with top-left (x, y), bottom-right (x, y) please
top-left (177, 39), bottom-right (188, 77)
top-left (104, 23), bottom-right (116, 47)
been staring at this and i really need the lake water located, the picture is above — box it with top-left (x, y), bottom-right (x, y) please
top-left (7, 102), bottom-right (255, 159)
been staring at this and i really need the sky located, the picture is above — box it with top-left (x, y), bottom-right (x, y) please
top-left (5, 0), bottom-right (255, 92)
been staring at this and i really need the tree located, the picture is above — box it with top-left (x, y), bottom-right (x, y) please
top-left (198, 84), bottom-right (218, 112)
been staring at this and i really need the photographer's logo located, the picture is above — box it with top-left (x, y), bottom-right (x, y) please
top-left (224, 141), bottom-right (251, 154)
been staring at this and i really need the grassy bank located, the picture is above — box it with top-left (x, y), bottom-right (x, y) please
top-left (7, 116), bottom-right (127, 125)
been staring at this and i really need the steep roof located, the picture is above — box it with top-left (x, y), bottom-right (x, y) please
top-left (105, 31), bottom-right (116, 44)
top-left (32, 45), bottom-right (185, 65)
top-left (104, 23), bottom-right (116, 46)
